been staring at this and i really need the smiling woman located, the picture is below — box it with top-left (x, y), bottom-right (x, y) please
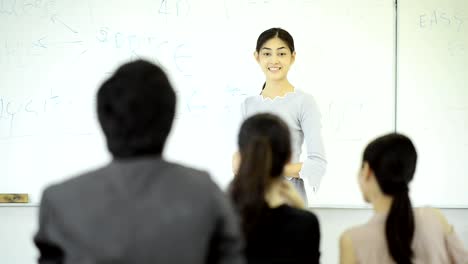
top-left (236, 28), bottom-right (327, 206)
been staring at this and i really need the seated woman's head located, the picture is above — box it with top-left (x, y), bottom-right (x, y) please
top-left (231, 113), bottom-right (291, 233)
top-left (237, 113), bottom-right (291, 181)
top-left (359, 133), bottom-right (417, 202)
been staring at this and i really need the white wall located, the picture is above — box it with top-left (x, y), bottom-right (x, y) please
top-left (0, 207), bottom-right (38, 263)
top-left (1, 207), bottom-right (468, 264)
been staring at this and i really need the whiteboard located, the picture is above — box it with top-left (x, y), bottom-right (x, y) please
top-left (398, 0), bottom-right (468, 207)
top-left (0, 0), bottom-right (395, 206)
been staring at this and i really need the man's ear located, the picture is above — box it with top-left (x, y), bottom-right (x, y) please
top-left (232, 151), bottom-right (242, 175)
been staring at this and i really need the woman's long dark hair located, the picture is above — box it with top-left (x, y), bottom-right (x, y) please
top-left (256, 28), bottom-right (295, 91)
top-left (363, 133), bottom-right (417, 264)
top-left (230, 113), bottom-right (291, 236)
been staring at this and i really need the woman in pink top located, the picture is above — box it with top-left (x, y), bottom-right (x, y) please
top-left (340, 133), bottom-right (468, 264)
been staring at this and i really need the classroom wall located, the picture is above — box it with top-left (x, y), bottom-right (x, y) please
top-left (1, 207), bottom-right (468, 264)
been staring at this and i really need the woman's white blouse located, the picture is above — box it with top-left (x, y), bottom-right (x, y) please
top-left (241, 89), bottom-right (327, 191)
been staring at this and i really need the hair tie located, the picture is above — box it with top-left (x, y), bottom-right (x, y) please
top-left (382, 181), bottom-right (409, 195)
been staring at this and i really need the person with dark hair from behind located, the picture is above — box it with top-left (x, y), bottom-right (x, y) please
top-left (230, 113), bottom-right (320, 264)
top-left (34, 60), bottom-right (245, 264)
top-left (340, 133), bottom-right (468, 264)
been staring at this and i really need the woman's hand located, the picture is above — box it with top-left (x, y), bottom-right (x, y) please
top-left (278, 180), bottom-right (305, 209)
top-left (282, 162), bottom-right (302, 178)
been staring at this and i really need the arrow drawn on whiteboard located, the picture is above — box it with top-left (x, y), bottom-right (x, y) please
top-left (51, 15), bottom-right (78, 34)
top-left (34, 37), bottom-right (48, 49)
top-left (33, 37), bottom-right (84, 48)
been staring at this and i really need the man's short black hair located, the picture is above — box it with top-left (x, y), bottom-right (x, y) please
top-left (97, 60), bottom-right (176, 158)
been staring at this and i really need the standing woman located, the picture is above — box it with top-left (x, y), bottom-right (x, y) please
top-left (230, 113), bottom-right (320, 263)
top-left (238, 28), bottom-right (327, 205)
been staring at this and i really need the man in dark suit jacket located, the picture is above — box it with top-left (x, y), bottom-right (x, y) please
top-left (34, 60), bottom-right (245, 264)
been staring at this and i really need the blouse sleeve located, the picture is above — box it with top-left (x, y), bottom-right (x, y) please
top-left (445, 228), bottom-right (468, 263)
top-left (299, 93), bottom-right (327, 192)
